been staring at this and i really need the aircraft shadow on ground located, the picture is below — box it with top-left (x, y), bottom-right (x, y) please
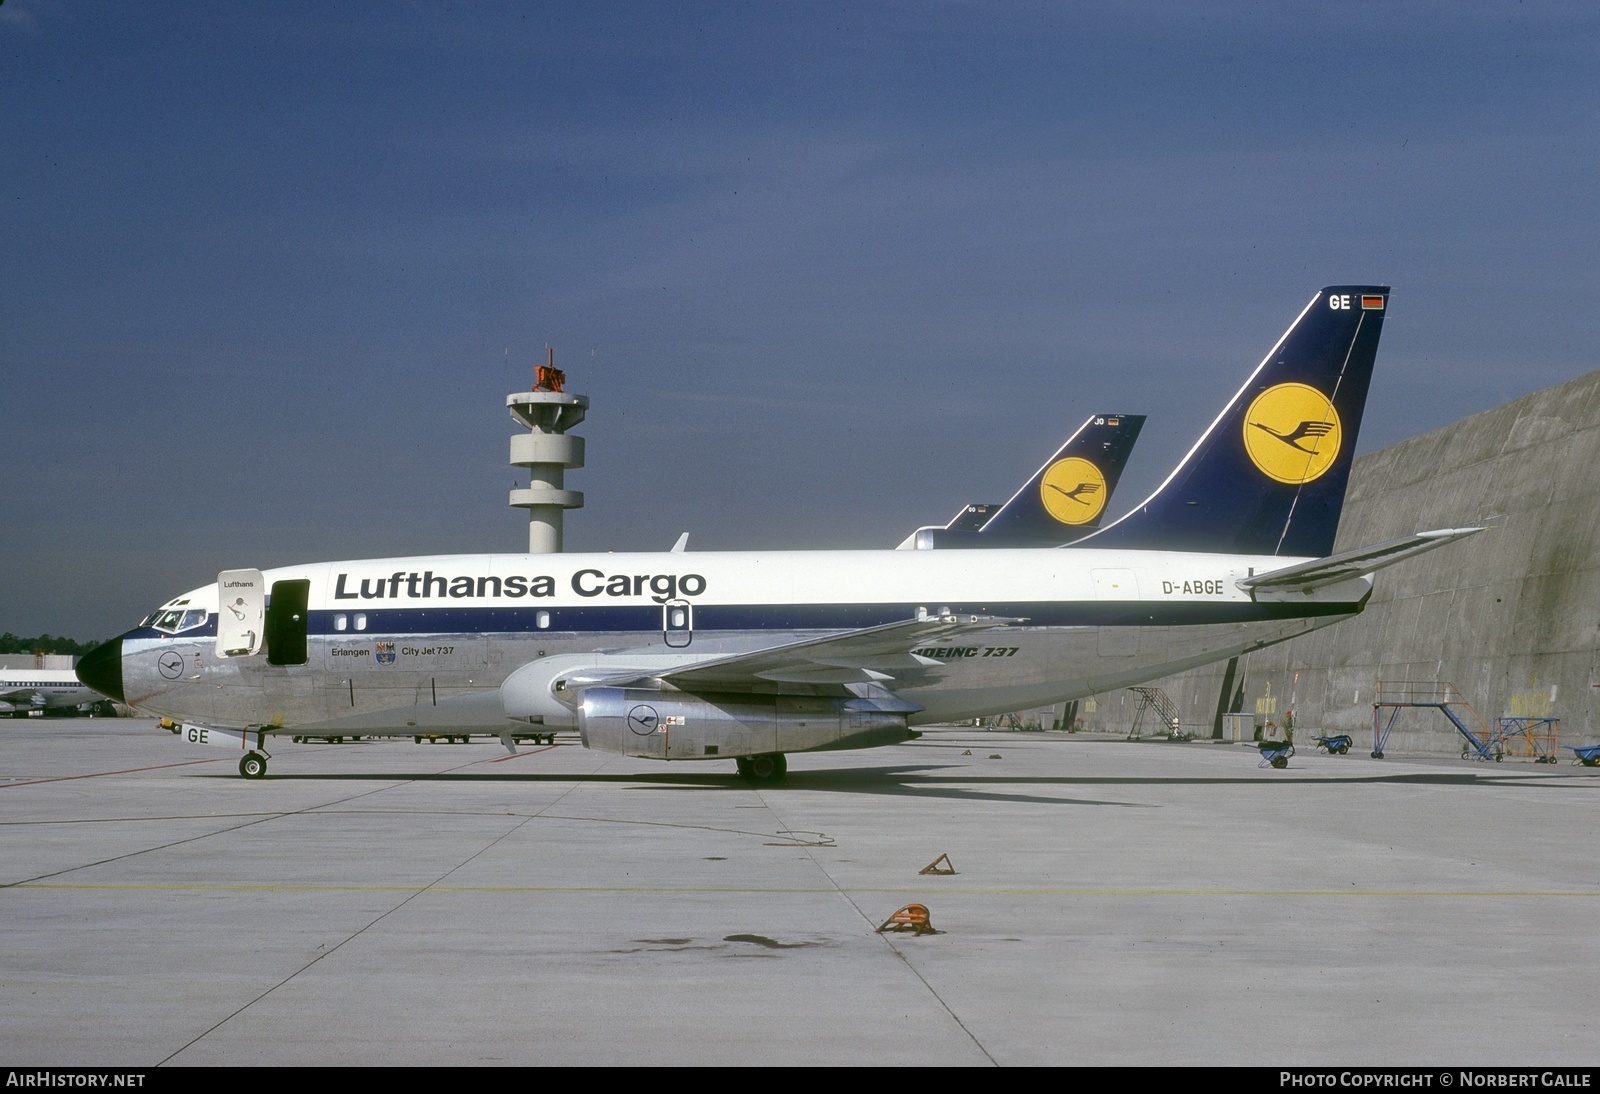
top-left (192, 763), bottom-right (1588, 807)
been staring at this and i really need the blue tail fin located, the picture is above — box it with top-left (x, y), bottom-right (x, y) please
top-left (943, 503), bottom-right (999, 532)
top-left (1078, 286), bottom-right (1388, 557)
top-left (979, 413), bottom-right (1146, 541)
top-left (901, 413), bottom-right (1145, 549)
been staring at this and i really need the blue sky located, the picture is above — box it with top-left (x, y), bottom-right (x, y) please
top-left (2, 2), bottom-right (1596, 640)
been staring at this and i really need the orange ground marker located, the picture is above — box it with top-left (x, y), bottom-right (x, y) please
top-left (877, 903), bottom-right (937, 935)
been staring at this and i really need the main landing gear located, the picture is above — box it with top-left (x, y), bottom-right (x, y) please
top-left (735, 752), bottom-right (787, 784)
top-left (239, 751), bottom-right (268, 779)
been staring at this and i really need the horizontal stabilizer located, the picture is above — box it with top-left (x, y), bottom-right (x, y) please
top-left (1237, 528), bottom-right (1484, 595)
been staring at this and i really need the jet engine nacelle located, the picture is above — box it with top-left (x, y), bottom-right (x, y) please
top-left (576, 687), bottom-right (915, 760)
top-left (500, 652), bottom-right (723, 725)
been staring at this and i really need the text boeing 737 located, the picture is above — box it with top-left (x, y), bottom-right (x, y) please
top-left (77, 286), bottom-right (1478, 780)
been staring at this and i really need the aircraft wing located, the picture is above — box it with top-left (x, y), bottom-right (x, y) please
top-left (1237, 528), bottom-right (1484, 596)
top-left (590, 613), bottom-right (1022, 691)
top-left (0, 685), bottom-right (44, 706)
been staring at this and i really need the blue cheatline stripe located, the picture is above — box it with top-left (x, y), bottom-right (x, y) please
top-left (122, 599), bottom-right (1357, 642)
top-left (308, 600), bottom-right (1352, 635)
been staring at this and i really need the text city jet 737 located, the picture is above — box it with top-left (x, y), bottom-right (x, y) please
top-left (77, 286), bottom-right (1479, 780)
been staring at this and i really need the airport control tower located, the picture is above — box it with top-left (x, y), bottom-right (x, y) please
top-left (508, 349), bottom-right (587, 553)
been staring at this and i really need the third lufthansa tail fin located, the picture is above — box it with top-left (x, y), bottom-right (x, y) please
top-left (1078, 286), bottom-right (1389, 558)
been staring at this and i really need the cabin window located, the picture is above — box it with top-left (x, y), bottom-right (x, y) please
top-left (353, 613), bottom-right (367, 631)
top-left (333, 614), bottom-right (348, 632)
top-left (536, 611), bottom-right (550, 629)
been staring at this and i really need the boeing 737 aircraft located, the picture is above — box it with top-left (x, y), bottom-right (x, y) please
top-left (77, 286), bottom-right (1477, 780)
top-left (0, 669), bottom-right (100, 716)
top-left (898, 413), bottom-right (1146, 549)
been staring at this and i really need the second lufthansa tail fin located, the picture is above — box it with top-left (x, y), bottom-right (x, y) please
top-left (900, 413), bottom-right (1145, 549)
top-left (1078, 286), bottom-right (1389, 558)
top-left (978, 413), bottom-right (1145, 541)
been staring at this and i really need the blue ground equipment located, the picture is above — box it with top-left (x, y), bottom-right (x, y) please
top-left (1258, 741), bottom-right (1295, 769)
top-left (1568, 744), bottom-right (1600, 767)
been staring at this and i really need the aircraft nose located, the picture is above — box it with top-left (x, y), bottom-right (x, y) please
top-left (76, 638), bottom-right (125, 703)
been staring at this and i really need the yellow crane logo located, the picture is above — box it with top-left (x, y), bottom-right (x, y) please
top-left (1242, 383), bottom-right (1342, 484)
top-left (1039, 457), bottom-right (1108, 524)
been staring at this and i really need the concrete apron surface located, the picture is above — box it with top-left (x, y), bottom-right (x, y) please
top-left (2, 719), bottom-right (1595, 1066)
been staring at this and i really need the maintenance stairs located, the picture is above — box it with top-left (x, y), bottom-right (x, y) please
top-left (1128, 686), bottom-right (1180, 738)
top-left (1372, 681), bottom-right (1560, 761)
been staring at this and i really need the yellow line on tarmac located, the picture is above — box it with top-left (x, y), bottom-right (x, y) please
top-left (12, 882), bottom-right (1600, 897)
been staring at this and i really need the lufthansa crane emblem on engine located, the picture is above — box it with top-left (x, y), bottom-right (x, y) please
top-left (1242, 382), bottom-right (1342, 484)
top-left (627, 704), bottom-right (661, 735)
top-left (1039, 457), bottom-right (1108, 525)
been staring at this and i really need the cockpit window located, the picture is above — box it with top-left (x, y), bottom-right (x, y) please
top-left (151, 608), bottom-right (209, 634)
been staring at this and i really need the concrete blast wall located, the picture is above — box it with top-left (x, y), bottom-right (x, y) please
top-left (1140, 367), bottom-right (1600, 755)
top-left (0, 654), bottom-right (75, 670)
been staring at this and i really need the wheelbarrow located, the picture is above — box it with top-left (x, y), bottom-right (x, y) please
top-left (1568, 744), bottom-right (1600, 767)
top-left (1258, 740), bottom-right (1295, 769)
top-left (1314, 734), bottom-right (1353, 755)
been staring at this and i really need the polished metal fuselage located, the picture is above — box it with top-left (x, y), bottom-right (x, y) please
top-left (113, 547), bottom-right (1365, 741)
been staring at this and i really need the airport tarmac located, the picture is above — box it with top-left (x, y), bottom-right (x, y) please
top-left (2, 718), bottom-right (1597, 1067)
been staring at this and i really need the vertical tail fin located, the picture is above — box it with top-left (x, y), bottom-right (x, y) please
top-left (899, 413), bottom-right (1145, 549)
top-left (943, 503), bottom-right (999, 532)
top-left (1078, 286), bottom-right (1388, 557)
top-left (978, 413), bottom-right (1145, 541)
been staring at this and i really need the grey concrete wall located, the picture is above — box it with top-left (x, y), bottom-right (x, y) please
top-left (1100, 367), bottom-right (1600, 756)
